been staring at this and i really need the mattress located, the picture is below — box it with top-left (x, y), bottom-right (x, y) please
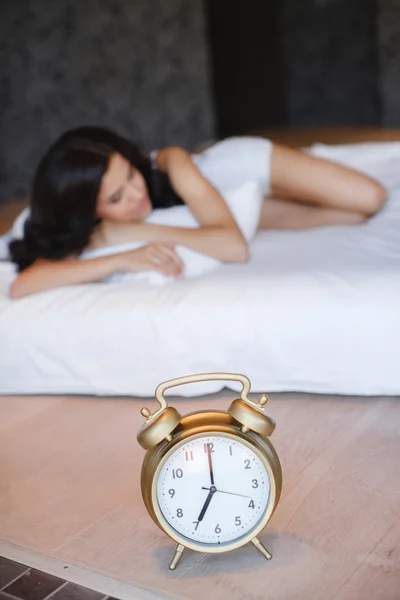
top-left (1, 141), bottom-right (400, 397)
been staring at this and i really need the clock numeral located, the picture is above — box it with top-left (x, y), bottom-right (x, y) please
top-left (249, 500), bottom-right (255, 509)
top-left (177, 508), bottom-right (183, 518)
top-left (193, 520), bottom-right (200, 531)
top-left (172, 468), bottom-right (183, 479)
top-left (185, 451), bottom-right (194, 462)
top-left (215, 524), bottom-right (221, 534)
top-left (235, 516), bottom-right (241, 526)
top-left (204, 442), bottom-right (214, 453)
top-left (244, 459), bottom-right (251, 469)
top-left (229, 446), bottom-right (233, 456)
top-left (252, 479), bottom-right (258, 488)
top-left (168, 489), bottom-right (175, 498)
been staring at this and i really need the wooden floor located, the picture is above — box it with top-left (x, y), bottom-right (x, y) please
top-left (1, 391), bottom-right (399, 600)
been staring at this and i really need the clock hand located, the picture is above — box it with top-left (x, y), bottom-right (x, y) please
top-left (207, 443), bottom-right (215, 486)
top-left (202, 486), bottom-right (252, 500)
top-left (197, 486), bottom-right (216, 521)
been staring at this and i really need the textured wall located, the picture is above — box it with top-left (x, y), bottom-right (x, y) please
top-left (378, 0), bottom-right (400, 126)
top-left (282, 0), bottom-right (381, 126)
top-left (2, 0), bottom-right (400, 204)
top-left (0, 0), bottom-right (215, 202)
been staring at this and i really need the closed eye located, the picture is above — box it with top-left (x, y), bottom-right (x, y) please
top-left (108, 164), bottom-right (134, 204)
top-left (109, 192), bottom-right (122, 204)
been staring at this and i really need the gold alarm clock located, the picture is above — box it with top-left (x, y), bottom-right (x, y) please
top-left (137, 373), bottom-right (282, 571)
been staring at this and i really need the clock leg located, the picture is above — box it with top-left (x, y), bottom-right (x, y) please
top-left (169, 544), bottom-right (186, 570)
top-left (251, 537), bottom-right (272, 560)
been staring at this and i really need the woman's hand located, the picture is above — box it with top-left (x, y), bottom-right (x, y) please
top-left (118, 243), bottom-right (184, 277)
top-left (9, 243), bottom-right (184, 299)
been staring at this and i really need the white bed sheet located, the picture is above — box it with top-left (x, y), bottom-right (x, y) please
top-left (1, 141), bottom-right (400, 397)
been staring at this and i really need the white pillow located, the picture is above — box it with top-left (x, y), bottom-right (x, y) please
top-left (144, 179), bottom-right (264, 243)
top-left (8, 180), bottom-right (264, 283)
top-left (10, 206), bottom-right (30, 240)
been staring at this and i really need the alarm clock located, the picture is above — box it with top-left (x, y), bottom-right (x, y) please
top-left (137, 372), bottom-right (282, 570)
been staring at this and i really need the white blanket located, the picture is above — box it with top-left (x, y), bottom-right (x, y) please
top-left (1, 141), bottom-right (400, 397)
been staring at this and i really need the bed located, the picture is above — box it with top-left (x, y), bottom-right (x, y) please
top-left (1, 141), bottom-right (400, 397)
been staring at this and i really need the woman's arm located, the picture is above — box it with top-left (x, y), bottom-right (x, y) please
top-left (125, 147), bottom-right (248, 262)
top-left (10, 244), bottom-right (183, 299)
top-left (10, 254), bottom-right (123, 299)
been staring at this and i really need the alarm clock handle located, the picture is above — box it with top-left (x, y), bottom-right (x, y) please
top-left (155, 372), bottom-right (251, 407)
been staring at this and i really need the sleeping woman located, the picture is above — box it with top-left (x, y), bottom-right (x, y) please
top-left (9, 126), bottom-right (387, 299)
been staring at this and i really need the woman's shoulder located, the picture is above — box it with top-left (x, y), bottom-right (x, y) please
top-left (148, 146), bottom-right (191, 174)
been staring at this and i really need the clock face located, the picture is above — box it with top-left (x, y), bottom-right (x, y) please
top-left (155, 434), bottom-right (271, 546)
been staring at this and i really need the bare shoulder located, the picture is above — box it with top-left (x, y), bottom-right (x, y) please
top-left (153, 146), bottom-right (190, 173)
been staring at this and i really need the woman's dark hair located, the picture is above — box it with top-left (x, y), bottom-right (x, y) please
top-left (9, 126), bottom-right (184, 271)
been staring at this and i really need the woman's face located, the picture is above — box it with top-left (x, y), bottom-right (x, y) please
top-left (96, 153), bottom-right (152, 223)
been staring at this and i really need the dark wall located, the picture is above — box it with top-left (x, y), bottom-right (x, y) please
top-left (205, 0), bottom-right (381, 136)
top-left (204, 0), bottom-right (286, 138)
top-left (282, 0), bottom-right (381, 126)
top-left (1, 0), bottom-right (399, 204)
top-left (378, 0), bottom-right (400, 126)
top-left (0, 0), bottom-right (215, 202)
